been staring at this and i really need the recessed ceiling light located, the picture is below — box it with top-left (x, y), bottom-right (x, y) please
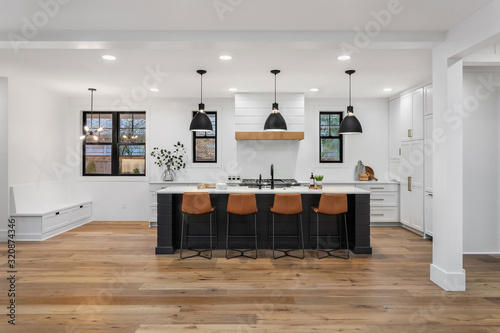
top-left (150, 88), bottom-right (159, 92)
top-left (310, 88), bottom-right (319, 92)
top-left (219, 55), bottom-right (232, 60)
top-left (337, 55), bottom-right (351, 61)
top-left (102, 55), bottom-right (116, 61)
top-left (228, 88), bottom-right (238, 92)
top-left (383, 88), bottom-right (393, 92)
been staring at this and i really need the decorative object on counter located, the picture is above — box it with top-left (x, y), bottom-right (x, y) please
top-left (264, 70), bottom-right (287, 131)
top-left (314, 175), bottom-right (324, 186)
top-left (190, 70), bottom-right (213, 132)
top-left (198, 182), bottom-right (216, 189)
top-left (339, 70), bottom-right (363, 134)
top-left (365, 166), bottom-right (378, 181)
top-left (150, 142), bottom-right (187, 181)
top-left (359, 173), bottom-right (369, 181)
top-left (309, 172), bottom-right (315, 186)
top-left (216, 183), bottom-right (227, 190)
top-left (354, 160), bottom-right (366, 180)
top-left (80, 88), bottom-right (103, 141)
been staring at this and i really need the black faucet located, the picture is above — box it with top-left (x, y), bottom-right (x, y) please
top-left (270, 164), bottom-right (274, 190)
top-left (258, 174), bottom-right (262, 190)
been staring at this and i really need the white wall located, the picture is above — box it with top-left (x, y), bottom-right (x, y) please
top-left (463, 70), bottom-right (500, 253)
top-left (66, 95), bottom-right (390, 221)
top-left (8, 79), bottom-right (70, 186)
top-left (0, 77), bottom-right (8, 241)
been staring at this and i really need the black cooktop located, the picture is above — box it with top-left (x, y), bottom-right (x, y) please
top-left (240, 178), bottom-right (299, 187)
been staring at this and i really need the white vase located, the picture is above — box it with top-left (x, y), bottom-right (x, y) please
top-left (316, 180), bottom-right (322, 186)
top-left (162, 167), bottom-right (175, 181)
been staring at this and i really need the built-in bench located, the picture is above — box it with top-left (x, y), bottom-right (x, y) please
top-left (10, 182), bottom-right (92, 241)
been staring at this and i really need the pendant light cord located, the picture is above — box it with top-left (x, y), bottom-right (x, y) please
top-left (274, 73), bottom-right (277, 103)
top-left (200, 73), bottom-right (203, 104)
top-left (349, 73), bottom-right (352, 106)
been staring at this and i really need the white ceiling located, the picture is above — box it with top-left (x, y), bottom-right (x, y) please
top-left (0, 0), bottom-right (493, 99)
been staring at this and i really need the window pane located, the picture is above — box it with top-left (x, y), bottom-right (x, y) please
top-left (87, 115), bottom-right (100, 129)
top-left (320, 138), bottom-right (341, 162)
top-left (330, 115), bottom-right (340, 126)
top-left (320, 115), bottom-right (330, 126)
top-left (330, 126), bottom-right (339, 137)
top-left (120, 129), bottom-right (145, 143)
top-left (119, 145), bottom-right (145, 174)
top-left (195, 138), bottom-right (216, 162)
top-left (133, 114), bottom-right (146, 128)
top-left (85, 145), bottom-right (112, 174)
top-left (120, 114), bottom-right (133, 128)
top-left (320, 126), bottom-right (330, 137)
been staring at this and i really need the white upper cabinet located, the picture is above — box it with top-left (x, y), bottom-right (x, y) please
top-left (400, 94), bottom-right (412, 142)
top-left (424, 84), bottom-right (433, 116)
top-left (411, 88), bottom-right (424, 140)
top-left (400, 88), bottom-right (424, 142)
top-left (389, 98), bottom-right (401, 159)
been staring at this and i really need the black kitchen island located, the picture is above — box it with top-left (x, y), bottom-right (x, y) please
top-left (155, 186), bottom-right (371, 255)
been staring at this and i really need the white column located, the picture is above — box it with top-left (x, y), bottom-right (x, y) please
top-left (0, 77), bottom-right (8, 242)
top-left (430, 59), bottom-right (466, 291)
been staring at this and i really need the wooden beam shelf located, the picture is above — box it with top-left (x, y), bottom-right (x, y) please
top-left (235, 132), bottom-right (304, 140)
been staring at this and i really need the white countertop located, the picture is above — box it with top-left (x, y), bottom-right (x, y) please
top-left (156, 185), bottom-right (369, 195)
top-left (151, 180), bottom-right (399, 185)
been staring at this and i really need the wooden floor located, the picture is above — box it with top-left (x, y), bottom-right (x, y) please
top-left (1, 221), bottom-right (499, 333)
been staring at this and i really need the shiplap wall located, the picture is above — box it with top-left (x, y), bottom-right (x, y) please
top-left (235, 93), bottom-right (304, 132)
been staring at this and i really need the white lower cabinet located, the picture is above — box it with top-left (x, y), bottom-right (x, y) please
top-left (400, 141), bottom-right (424, 233)
top-left (356, 183), bottom-right (400, 225)
top-left (424, 192), bottom-right (433, 236)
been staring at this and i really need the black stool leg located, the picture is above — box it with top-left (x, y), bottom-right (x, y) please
top-left (299, 214), bottom-right (305, 259)
top-left (225, 213), bottom-right (230, 259)
top-left (254, 213), bottom-right (258, 259)
top-left (180, 213), bottom-right (185, 259)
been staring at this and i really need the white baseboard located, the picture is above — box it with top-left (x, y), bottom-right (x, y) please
top-left (430, 264), bottom-right (466, 291)
top-left (15, 218), bottom-right (91, 241)
top-left (0, 229), bottom-right (7, 242)
top-left (463, 251), bottom-right (500, 255)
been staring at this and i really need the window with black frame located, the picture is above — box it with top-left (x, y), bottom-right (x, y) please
top-left (192, 111), bottom-right (216, 163)
top-left (320, 112), bottom-right (343, 163)
top-left (82, 111), bottom-right (146, 176)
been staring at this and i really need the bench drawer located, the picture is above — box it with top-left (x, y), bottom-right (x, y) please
top-left (70, 203), bottom-right (92, 223)
top-left (43, 209), bottom-right (71, 232)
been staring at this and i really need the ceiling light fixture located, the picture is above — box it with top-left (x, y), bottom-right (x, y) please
top-left (264, 70), bottom-right (287, 132)
top-left (337, 55), bottom-right (351, 61)
top-left (80, 88), bottom-right (103, 141)
top-left (102, 55), bottom-right (116, 61)
top-left (150, 88), bottom-right (159, 92)
top-left (228, 88), bottom-right (238, 92)
top-left (189, 70), bottom-right (213, 132)
top-left (310, 88), bottom-right (319, 92)
top-left (339, 70), bottom-right (363, 135)
top-left (219, 55), bottom-right (232, 60)
top-left (383, 88), bottom-right (393, 92)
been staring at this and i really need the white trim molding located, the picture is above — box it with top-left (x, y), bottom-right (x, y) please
top-left (430, 264), bottom-right (466, 292)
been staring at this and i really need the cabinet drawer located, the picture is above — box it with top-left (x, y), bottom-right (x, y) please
top-left (70, 203), bottom-right (92, 223)
top-left (149, 204), bottom-right (158, 222)
top-left (369, 192), bottom-right (398, 206)
top-left (43, 209), bottom-right (71, 232)
top-left (357, 184), bottom-right (399, 192)
top-left (369, 207), bottom-right (399, 223)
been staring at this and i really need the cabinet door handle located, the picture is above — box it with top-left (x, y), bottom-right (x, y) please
top-left (399, 148), bottom-right (401, 156)
top-left (408, 129), bottom-right (412, 138)
top-left (427, 193), bottom-right (433, 197)
top-left (370, 214), bottom-right (385, 216)
top-left (370, 187), bottom-right (385, 190)
top-left (371, 198), bottom-right (385, 201)
top-left (408, 177), bottom-right (412, 192)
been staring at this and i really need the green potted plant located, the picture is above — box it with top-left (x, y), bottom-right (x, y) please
top-left (150, 142), bottom-right (187, 181)
top-left (314, 175), bottom-right (324, 186)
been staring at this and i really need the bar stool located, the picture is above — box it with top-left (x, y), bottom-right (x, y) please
top-left (226, 193), bottom-right (258, 259)
top-left (180, 192), bottom-right (216, 259)
top-left (270, 193), bottom-right (305, 259)
top-left (311, 193), bottom-right (349, 259)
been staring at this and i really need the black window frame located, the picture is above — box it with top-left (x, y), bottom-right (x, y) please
top-left (192, 111), bottom-right (217, 163)
top-left (82, 111), bottom-right (147, 176)
top-left (319, 111), bottom-right (343, 163)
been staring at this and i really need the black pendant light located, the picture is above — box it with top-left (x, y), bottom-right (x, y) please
top-left (190, 70), bottom-right (213, 132)
top-left (264, 70), bottom-right (287, 131)
top-left (339, 70), bottom-right (363, 134)
top-left (80, 88), bottom-right (103, 141)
